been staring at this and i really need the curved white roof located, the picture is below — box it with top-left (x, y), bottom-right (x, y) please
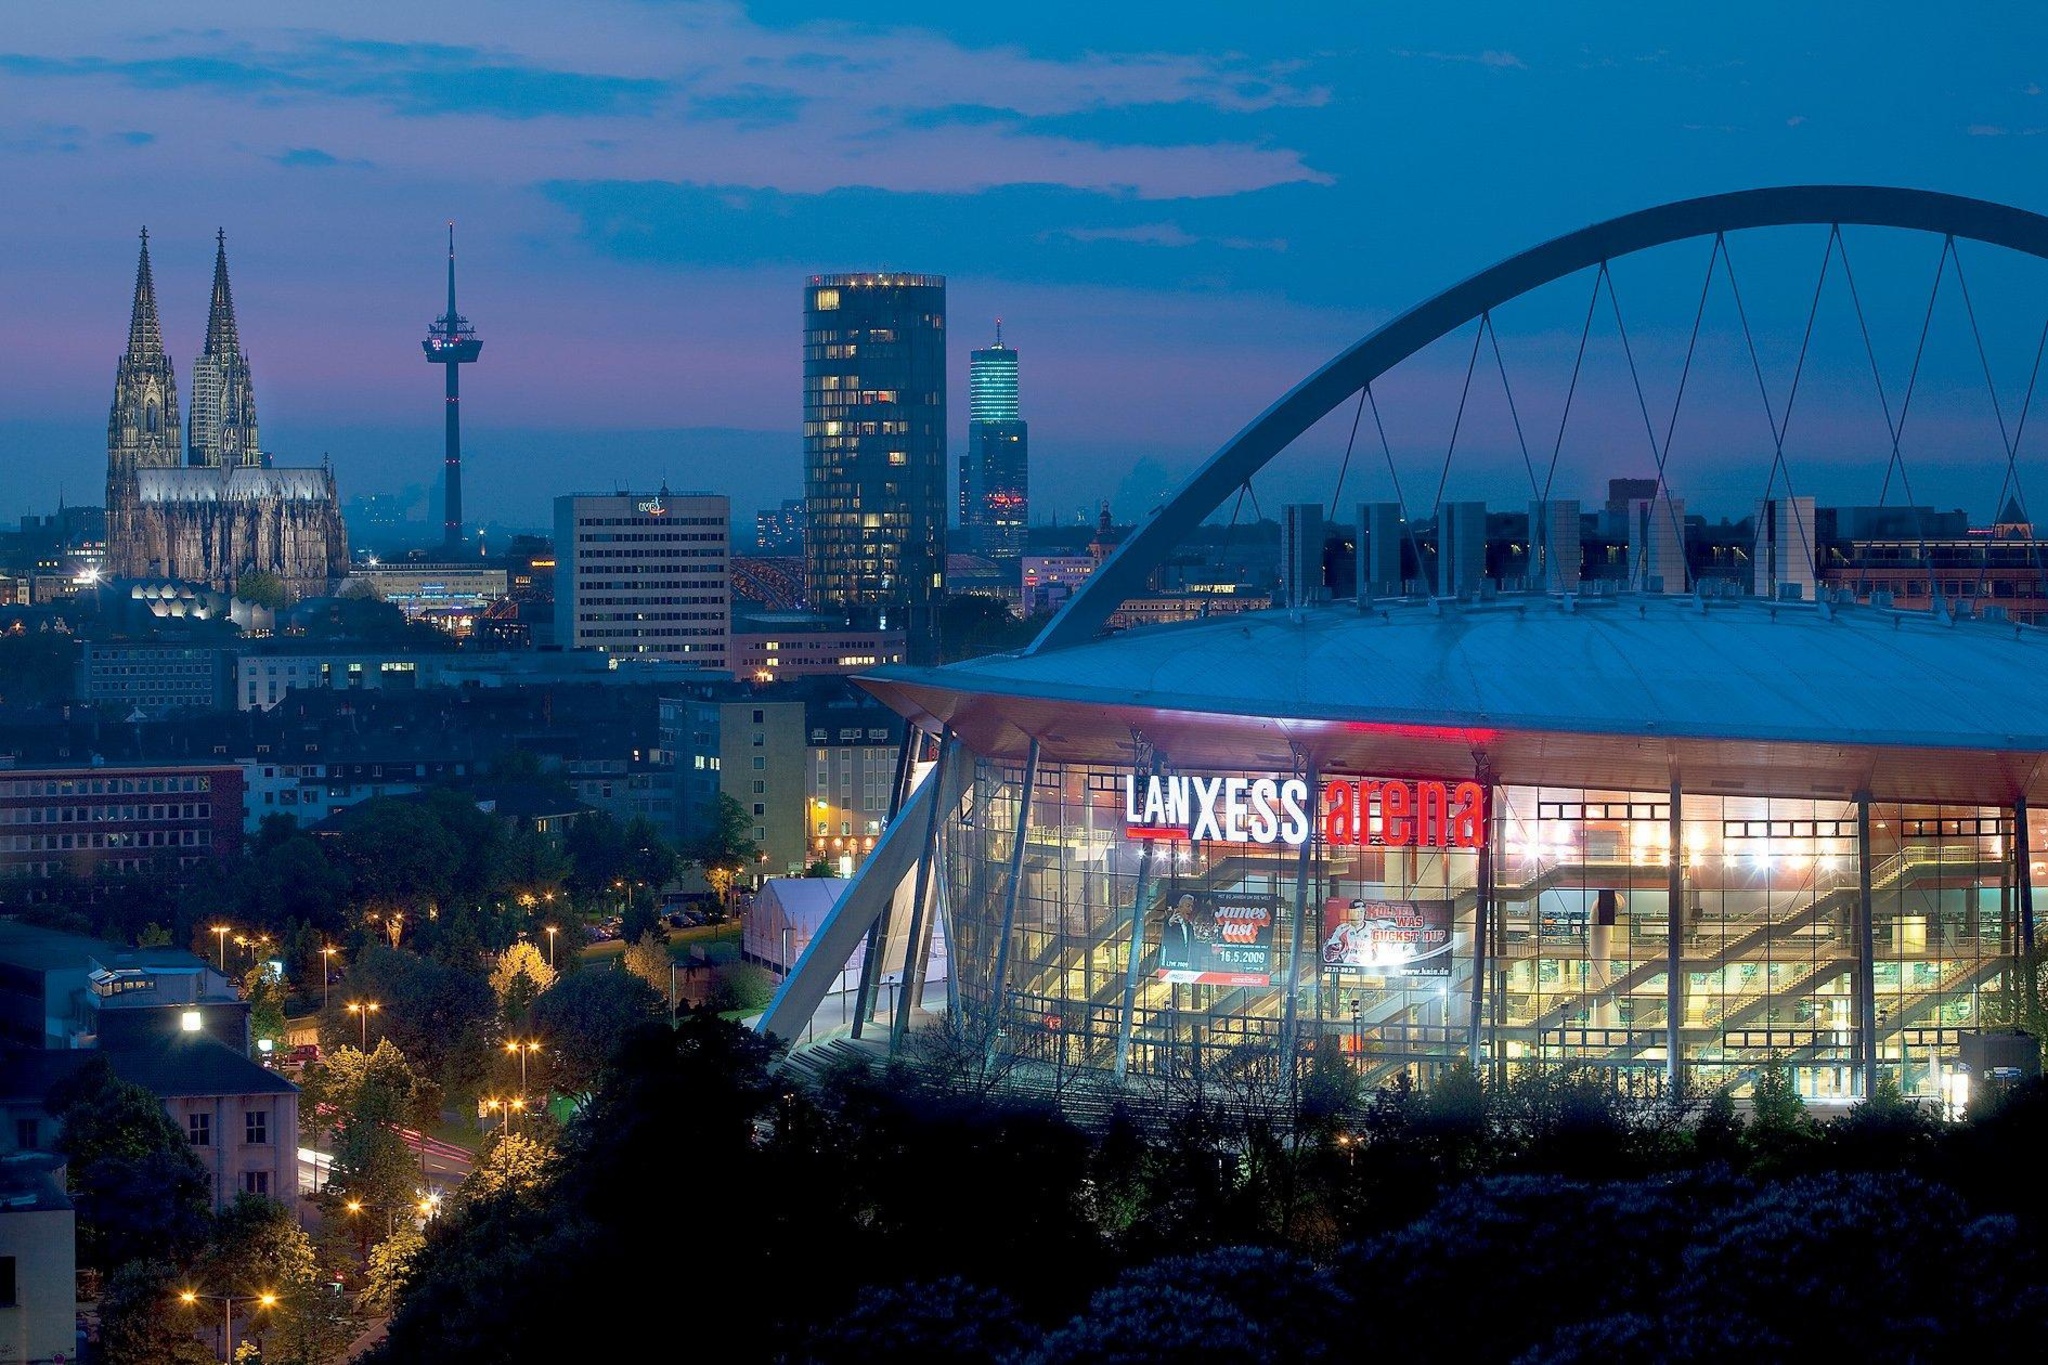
top-left (860, 592), bottom-right (2048, 804)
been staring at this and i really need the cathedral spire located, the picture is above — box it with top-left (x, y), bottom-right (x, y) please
top-left (188, 229), bottom-right (260, 468)
top-left (203, 228), bottom-right (241, 359)
top-left (126, 227), bottom-right (166, 362)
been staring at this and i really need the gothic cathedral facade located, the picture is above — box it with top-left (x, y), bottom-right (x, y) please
top-left (105, 230), bottom-right (347, 601)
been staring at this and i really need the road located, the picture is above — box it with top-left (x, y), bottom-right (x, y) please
top-left (298, 1128), bottom-right (475, 1200)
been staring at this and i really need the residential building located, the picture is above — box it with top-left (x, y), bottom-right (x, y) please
top-left (804, 686), bottom-right (904, 872)
top-left (732, 621), bottom-right (906, 683)
top-left (803, 273), bottom-right (947, 664)
top-left (347, 563), bottom-right (510, 635)
top-left (0, 1155), bottom-right (74, 1365)
top-left (554, 490), bottom-right (731, 669)
top-left (0, 762), bottom-right (244, 886)
top-left (1021, 554), bottom-right (1095, 614)
top-left (723, 698), bottom-right (807, 875)
top-left (755, 499), bottom-right (805, 555)
top-left (80, 640), bottom-right (235, 716)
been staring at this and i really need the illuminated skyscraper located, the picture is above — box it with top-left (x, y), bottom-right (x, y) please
top-left (959, 324), bottom-right (1028, 568)
top-left (803, 273), bottom-right (946, 664)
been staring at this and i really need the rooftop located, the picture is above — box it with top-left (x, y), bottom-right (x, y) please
top-left (858, 590), bottom-right (2048, 805)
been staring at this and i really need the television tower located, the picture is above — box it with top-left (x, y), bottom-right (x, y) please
top-left (423, 223), bottom-right (482, 554)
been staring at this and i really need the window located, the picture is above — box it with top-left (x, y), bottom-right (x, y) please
top-left (752, 756), bottom-right (765, 770)
top-left (752, 780), bottom-right (765, 794)
top-left (13, 1118), bottom-right (34, 1151)
top-left (0, 1256), bottom-right (14, 1309)
top-left (188, 1112), bottom-right (211, 1146)
top-left (753, 803), bottom-right (765, 816)
top-left (243, 1170), bottom-right (270, 1196)
top-left (246, 1110), bottom-right (269, 1145)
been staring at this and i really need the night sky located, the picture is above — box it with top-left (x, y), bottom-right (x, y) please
top-left (5, 2), bottom-right (2048, 532)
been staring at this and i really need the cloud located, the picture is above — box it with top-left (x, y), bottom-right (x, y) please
top-left (0, 5), bottom-right (1329, 198)
top-left (111, 129), bottom-right (154, 145)
top-left (0, 39), bottom-right (670, 121)
top-left (1056, 223), bottom-right (1285, 252)
top-left (1786, 115), bottom-right (1807, 127)
top-left (1391, 48), bottom-right (1526, 70)
top-left (274, 146), bottom-right (371, 169)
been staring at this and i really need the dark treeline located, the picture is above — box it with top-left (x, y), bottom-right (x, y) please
top-left (367, 1021), bottom-right (2048, 1364)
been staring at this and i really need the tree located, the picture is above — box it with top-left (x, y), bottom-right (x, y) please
top-left (318, 1041), bottom-right (434, 1233)
top-left (621, 932), bottom-right (674, 1006)
top-left (687, 794), bottom-right (761, 905)
top-left (488, 941), bottom-right (557, 1022)
top-left (360, 1221), bottom-right (425, 1315)
top-left (98, 1258), bottom-right (216, 1365)
top-left (234, 569), bottom-right (290, 610)
top-left (197, 1191), bottom-right (353, 1362)
top-left (242, 963), bottom-right (288, 1052)
top-left (50, 1055), bottom-right (214, 1274)
top-left (938, 592), bottom-right (1038, 662)
top-left (805, 858), bottom-right (836, 878)
top-left (453, 1131), bottom-right (555, 1216)
top-left (327, 944), bottom-right (497, 1099)
top-left (528, 968), bottom-right (668, 1101)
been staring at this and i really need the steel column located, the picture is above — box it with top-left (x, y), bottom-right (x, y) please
top-left (2017, 796), bottom-right (2036, 956)
top-left (1857, 793), bottom-right (1878, 1097)
top-left (1467, 784), bottom-right (1494, 1066)
top-left (1278, 761), bottom-right (1320, 1074)
top-left (851, 726), bottom-right (920, 1038)
top-left (1112, 759), bottom-right (1161, 1083)
top-left (986, 739), bottom-right (1040, 1044)
top-left (1666, 777), bottom-right (1684, 1093)
top-left (891, 728), bottom-right (953, 1051)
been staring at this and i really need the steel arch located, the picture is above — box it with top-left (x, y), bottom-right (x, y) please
top-left (1028, 185), bottom-right (2048, 655)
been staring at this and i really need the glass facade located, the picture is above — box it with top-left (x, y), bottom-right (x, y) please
top-left (934, 754), bottom-right (2029, 1100)
top-left (803, 273), bottom-right (947, 665)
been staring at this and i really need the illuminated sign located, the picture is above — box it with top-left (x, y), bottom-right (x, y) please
top-left (1124, 774), bottom-right (1486, 849)
top-left (638, 497), bottom-right (667, 515)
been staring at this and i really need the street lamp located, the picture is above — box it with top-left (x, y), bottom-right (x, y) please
top-left (179, 1288), bottom-right (277, 1364)
top-left (544, 925), bottom-right (558, 969)
top-left (345, 1000), bottom-right (381, 1051)
top-left (320, 945), bottom-right (338, 1010)
top-left (212, 925), bottom-right (230, 974)
top-left (343, 1199), bottom-right (368, 1265)
top-left (505, 1039), bottom-right (541, 1119)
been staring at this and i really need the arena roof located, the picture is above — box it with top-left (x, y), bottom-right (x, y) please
top-left (860, 592), bottom-right (2048, 806)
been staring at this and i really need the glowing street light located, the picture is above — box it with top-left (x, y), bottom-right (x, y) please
top-left (179, 1288), bottom-right (277, 1363)
top-left (544, 924), bottom-right (558, 968)
top-left (345, 1000), bottom-right (381, 1050)
top-left (505, 1039), bottom-right (541, 1121)
top-left (212, 925), bottom-right (230, 974)
top-left (320, 945), bottom-right (338, 1010)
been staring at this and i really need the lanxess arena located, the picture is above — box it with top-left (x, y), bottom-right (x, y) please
top-left (762, 187), bottom-right (2048, 1102)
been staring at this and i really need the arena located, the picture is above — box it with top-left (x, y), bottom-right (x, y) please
top-left (760, 187), bottom-right (2048, 1103)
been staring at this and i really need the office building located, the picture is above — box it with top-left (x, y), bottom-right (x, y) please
top-left (960, 329), bottom-right (1029, 566)
top-left (554, 490), bottom-right (730, 669)
top-left (0, 763), bottom-right (244, 884)
top-left (1628, 493), bottom-right (1688, 594)
top-left (1754, 496), bottom-right (1818, 600)
top-left (803, 273), bottom-right (947, 664)
top-left (80, 641), bottom-right (236, 716)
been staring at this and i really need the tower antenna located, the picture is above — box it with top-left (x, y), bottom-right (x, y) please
top-left (423, 220), bottom-right (482, 556)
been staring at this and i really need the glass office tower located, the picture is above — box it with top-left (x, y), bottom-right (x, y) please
top-left (804, 273), bottom-right (947, 665)
top-left (961, 332), bottom-right (1029, 568)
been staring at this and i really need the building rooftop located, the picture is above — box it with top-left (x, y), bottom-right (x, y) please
top-left (858, 590), bottom-right (2048, 805)
top-left (0, 920), bottom-right (217, 978)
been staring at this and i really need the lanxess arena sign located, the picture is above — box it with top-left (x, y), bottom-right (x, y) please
top-left (1124, 774), bottom-right (1486, 849)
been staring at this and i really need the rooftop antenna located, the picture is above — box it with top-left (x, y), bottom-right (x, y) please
top-left (994, 317), bottom-right (1003, 346)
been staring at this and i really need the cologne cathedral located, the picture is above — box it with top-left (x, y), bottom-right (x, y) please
top-left (104, 229), bottom-right (347, 601)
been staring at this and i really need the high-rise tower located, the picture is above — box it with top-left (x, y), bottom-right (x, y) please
top-left (107, 228), bottom-right (182, 481)
top-left (187, 230), bottom-right (261, 468)
top-left (803, 273), bottom-right (947, 664)
top-left (960, 323), bottom-right (1028, 568)
top-left (423, 224), bottom-right (482, 554)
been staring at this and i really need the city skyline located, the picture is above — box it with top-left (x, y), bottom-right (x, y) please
top-left (4, 5), bottom-right (2048, 531)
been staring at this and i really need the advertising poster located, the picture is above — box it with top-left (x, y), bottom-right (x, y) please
top-left (1156, 885), bottom-right (1276, 986)
top-left (1319, 897), bottom-right (1454, 978)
